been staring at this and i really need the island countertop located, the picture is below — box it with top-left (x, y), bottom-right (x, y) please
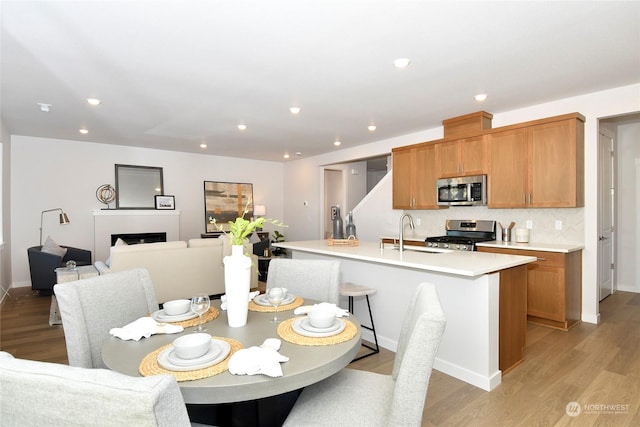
top-left (275, 240), bottom-right (536, 277)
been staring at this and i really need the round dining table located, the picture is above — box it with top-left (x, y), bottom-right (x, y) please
top-left (102, 299), bottom-right (361, 405)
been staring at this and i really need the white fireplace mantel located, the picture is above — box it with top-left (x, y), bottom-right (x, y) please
top-left (93, 209), bottom-right (181, 262)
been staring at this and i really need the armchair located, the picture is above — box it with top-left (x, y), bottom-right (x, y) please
top-left (27, 245), bottom-right (92, 295)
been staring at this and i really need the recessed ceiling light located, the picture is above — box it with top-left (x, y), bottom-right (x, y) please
top-left (37, 102), bottom-right (51, 112)
top-left (237, 124), bottom-right (247, 131)
top-left (86, 98), bottom-right (101, 106)
top-left (283, 153), bottom-right (290, 159)
top-left (368, 125), bottom-right (377, 131)
top-left (200, 143), bottom-right (207, 149)
top-left (334, 139), bottom-right (341, 146)
top-left (79, 129), bottom-right (88, 134)
top-left (296, 152), bottom-right (302, 157)
top-left (393, 58), bottom-right (411, 69)
top-left (290, 107), bottom-right (301, 115)
top-left (474, 93), bottom-right (488, 102)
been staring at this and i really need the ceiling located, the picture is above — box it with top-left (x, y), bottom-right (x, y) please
top-left (1, 1), bottom-right (639, 162)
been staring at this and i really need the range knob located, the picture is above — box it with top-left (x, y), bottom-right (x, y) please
top-left (443, 243), bottom-right (449, 249)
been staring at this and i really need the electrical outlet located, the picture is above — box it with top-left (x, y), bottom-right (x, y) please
top-left (416, 218), bottom-right (422, 226)
top-left (555, 220), bottom-right (563, 230)
top-left (526, 220), bottom-right (533, 229)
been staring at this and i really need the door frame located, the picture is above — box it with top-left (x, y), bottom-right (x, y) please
top-left (597, 125), bottom-right (616, 300)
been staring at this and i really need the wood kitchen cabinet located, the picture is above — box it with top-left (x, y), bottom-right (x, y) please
top-left (478, 246), bottom-right (582, 331)
top-left (436, 135), bottom-right (487, 178)
top-left (392, 142), bottom-right (442, 209)
top-left (487, 114), bottom-right (584, 208)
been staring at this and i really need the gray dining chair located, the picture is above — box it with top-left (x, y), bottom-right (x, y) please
top-left (0, 351), bottom-right (198, 427)
top-left (266, 259), bottom-right (341, 304)
top-left (283, 282), bottom-right (446, 426)
top-left (54, 268), bottom-right (159, 369)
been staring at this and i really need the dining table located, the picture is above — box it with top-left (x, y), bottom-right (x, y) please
top-left (102, 297), bottom-right (361, 424)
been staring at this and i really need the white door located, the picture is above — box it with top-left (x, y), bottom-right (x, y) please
top-left (598, 130), bottom-right (615, 300)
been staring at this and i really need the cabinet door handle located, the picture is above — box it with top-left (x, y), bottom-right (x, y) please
top-left (528, 193), bottom-right (532, 205)
top-left (537, 257), bottom-right (547, 261)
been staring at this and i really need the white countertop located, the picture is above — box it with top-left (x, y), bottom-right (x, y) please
top-left (276, 240), bottom-right (537, 278)
top-left (476, 240), bottom-right (584, 253)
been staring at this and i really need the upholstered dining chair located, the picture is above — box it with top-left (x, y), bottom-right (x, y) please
top-left (283, 282), bottom-right (446, 426)
top-left (0, 351), bottom-right (208, 427)
top-left (266, 259), bottom-right (341, 304)
top-left (54, 268), bottom-right (159, 369)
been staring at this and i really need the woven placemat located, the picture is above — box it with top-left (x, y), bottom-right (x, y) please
top-left (249, 296), bottom-right (304, 312)
top-left (277, 317), bottom-right (357, 346)
top-left (171, 307), bottom-right (219, 328)
top-left (139, 336), bottom-right (242, 382)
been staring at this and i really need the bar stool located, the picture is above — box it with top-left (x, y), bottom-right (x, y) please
top-left (340, 282), bottom-right (380, 361)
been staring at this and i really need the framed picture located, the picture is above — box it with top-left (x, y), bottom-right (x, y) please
top-left (154, 195), bottom-right (175, 210)
top-left (204, 181), bottom-right (253, 232)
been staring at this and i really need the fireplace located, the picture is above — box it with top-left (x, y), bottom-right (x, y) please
top-left (93, 209), bottom-right (180, 262)
top-left (111, 232), bottom-right (167, 246)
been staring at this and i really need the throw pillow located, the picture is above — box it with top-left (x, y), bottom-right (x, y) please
top-left (41, 236), bottom-right (67, 258)
top-left (105, 238), bottom-right (128, 267)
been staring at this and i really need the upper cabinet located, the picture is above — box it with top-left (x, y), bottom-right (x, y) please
top-left (487, 114), bottom-right (584, 208)
top-left (392, 111), bottom-right (584, 210)
top-left (436, 135), bottom-right (487, 178)
top-left (392, 142), bottom-right (442, 210)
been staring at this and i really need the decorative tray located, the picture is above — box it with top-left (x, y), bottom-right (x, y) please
top-left (327, 237), bottom-right (359, 247)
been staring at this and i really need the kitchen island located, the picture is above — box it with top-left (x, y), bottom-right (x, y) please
top-left (274, 240), bottom-right (537, 391)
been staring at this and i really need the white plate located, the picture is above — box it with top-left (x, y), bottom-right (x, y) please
top-left (292, 317), bottom-right (346, 338)
top-left (152, 309), bottom-right (197, 323)
top-left (300, 317), bottom-right (342, 333)
top-left (167, 341), bottom-right (223, 366)
top-left (158, 339), bottom-right (231, 372)
top-left (253, 293), bottom-right (296, 307)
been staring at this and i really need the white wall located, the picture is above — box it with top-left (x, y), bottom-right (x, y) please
top-left (616, 122), bottom-right (640, 292)
top-left (1, 118), bottom-right (11, 300)
top-left (10, 136), bottom-right (284, 287)
top-left (282, 83), bottom-right (640, 326)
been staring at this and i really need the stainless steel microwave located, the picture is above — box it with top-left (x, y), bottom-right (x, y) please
top-left (436, 175), bottom-right (487, 206)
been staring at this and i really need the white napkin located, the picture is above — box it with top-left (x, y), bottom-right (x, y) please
top-left (293, 302), bottom-right (350, 318)
top-left (220, 291), bottom-right (261, 310)
top-left (109, 317), bottom-right (183, 341)
top-left (228, 339), bottom-right (289, 377)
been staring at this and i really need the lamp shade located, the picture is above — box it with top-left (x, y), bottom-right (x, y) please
top-left (254, 205), bottom-right (266, 216)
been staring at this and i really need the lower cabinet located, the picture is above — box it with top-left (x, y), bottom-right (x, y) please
top-left (478, 247), bottom-right (582, 331)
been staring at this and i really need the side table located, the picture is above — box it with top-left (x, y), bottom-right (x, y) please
top-left (50, 265), bottom-right (100, 325)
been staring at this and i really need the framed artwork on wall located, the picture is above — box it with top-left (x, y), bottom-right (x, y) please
top-left (203, 181), bottom-right (253, 232)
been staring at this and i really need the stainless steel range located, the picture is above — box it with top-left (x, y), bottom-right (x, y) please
top-left (425, 219), bottom-right (496, 251)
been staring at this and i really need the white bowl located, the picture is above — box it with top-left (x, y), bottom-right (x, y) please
top-left (163, 299), bottom-right (191, 316)
top-left (173, 333), bottom-right (212, 359)
top-left (308, 308), bottom-right (336, 329)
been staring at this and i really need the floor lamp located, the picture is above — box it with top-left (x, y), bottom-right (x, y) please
top-left (40, 208), bottom-right (70, 246)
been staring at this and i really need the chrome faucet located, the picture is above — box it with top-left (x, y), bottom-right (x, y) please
top-left (398, 213), bottom-right (415, 253)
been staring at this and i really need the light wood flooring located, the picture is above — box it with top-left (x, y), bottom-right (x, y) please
top-left (1, 288), bottom-right (639, 426)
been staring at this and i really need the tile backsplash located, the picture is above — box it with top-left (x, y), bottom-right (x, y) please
top-left (396, 206), bottom-right (584, 244)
